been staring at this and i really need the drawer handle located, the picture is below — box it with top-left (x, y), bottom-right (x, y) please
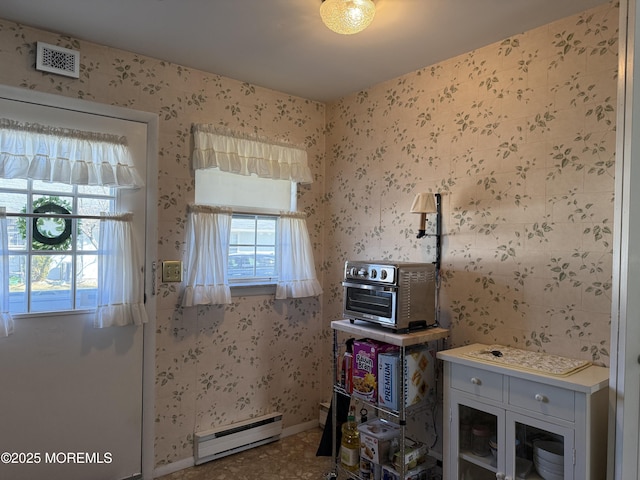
top-left (470, 377), bottom-right (482, 385)
top-left (535, 393), bottom-right (548, 403)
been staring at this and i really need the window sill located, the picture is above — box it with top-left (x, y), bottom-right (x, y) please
top-left (11, 308), bottom-right (95, 319)
top-left (230, 283), bottom-right (277, 297)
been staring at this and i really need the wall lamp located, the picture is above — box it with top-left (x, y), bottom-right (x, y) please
top-left (410, 192), bottom-right (442, 268)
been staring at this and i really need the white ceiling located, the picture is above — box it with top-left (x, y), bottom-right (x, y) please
top-left (0, 0), bottom-right (609, 102)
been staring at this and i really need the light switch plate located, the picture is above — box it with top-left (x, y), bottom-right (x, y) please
top-left (162, 260), bottom-right (183, 282)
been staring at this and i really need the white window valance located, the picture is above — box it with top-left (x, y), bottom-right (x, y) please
top-left (0, 118), bottom-right (143, 188)
top-left (191, 124), bottom-right (313, 184)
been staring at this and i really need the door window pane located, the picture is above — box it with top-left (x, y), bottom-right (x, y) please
top-left (32, 180), bottom-right (73, 193)
top-left (0, 180), bottom-right (116, 314)
top-left (8, 254), bottom-right (27, 314)
top-left (76, 254), bottom-right (98, 309)
top-left (30, 254), bottom-right (73, 312)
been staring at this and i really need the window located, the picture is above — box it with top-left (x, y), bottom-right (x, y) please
top-left (228, 215), bottom-right (277, 282)
top-left (1, 178), bottom-right (115, 313)
top-left (184, 124), bottom-right (321, 303)
top-left (195, 168), bottom-right (295, 286)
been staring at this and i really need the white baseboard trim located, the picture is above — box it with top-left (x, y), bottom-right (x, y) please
top-left (282, 419), bottom-right (320, 437)
top-left (152, 420), bottom-right (320, 478)
top-left (153, 457), bottom-right (195, 478)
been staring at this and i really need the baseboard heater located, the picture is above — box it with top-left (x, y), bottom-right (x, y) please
top-left (194, 412), bottom-right (283, 465)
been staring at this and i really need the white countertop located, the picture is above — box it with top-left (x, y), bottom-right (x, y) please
top-left (437, 343), bottom-right (610, 394)
top-left (331, 319), bottom-right (449, 347)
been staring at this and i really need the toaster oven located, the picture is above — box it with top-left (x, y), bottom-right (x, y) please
top-left (342, 260), bottom-right (437, 331)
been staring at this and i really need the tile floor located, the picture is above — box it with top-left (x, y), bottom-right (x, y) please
top-left (156, 428), bottom-right (334, 480)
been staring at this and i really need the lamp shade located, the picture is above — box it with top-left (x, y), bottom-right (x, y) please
top-left (320, 0), bottom-right (376, 35)
top-left (410, 193), bottom-right (437, 214)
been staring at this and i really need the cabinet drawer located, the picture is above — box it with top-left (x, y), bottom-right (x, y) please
top-left (508, 377), bottom-right (575, 421)
top-left (450, 364), bottom-right (503, 401)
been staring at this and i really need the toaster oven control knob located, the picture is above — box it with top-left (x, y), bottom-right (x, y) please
top-left (380, 270), bottom-right (388, 280)
top-left (358, 268), bottom-right (368, 277)
top-left (370, 269), bottom-right (377, 279)
top-left (349, 267), bottom-right (359, 277)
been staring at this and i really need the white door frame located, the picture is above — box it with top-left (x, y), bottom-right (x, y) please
top-left (609, 1), bottom-right (640, 478)
top-left (0, 84), bottom-right (158, 479)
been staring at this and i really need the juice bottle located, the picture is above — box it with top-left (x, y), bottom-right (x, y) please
top-left (340, 405), bottom-right (360, 472)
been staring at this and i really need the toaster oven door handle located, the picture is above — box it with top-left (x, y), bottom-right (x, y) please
top-left (342, 281), bottom-right (396, 292)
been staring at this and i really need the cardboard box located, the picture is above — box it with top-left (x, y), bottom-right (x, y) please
top-left (352, 339), bottom-right (395, 402)
top-left (318, 402), bottom-right (330, 428)
top-left (391, 439), bottom-right (428, 470)
top-left (357, 418), bottom-right (401, 464)
top-left (378, 345), bottom-right (435, 411)
top-left (381, 462), bottom-right (431, 480)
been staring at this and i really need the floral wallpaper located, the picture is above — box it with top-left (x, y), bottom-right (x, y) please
top-left (323, 0), bottom-right (618, 371)
top-left (0, 19), bottom-right (327, 469)
top-left (0, 0), bottom-right (619, 473)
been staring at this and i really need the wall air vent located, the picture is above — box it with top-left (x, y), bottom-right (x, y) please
top-left (36, 42), bottom-right (80, 78)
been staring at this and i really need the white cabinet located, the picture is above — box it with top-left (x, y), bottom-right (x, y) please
top-left (438, 344), bottom-right (609, 480)
top-left (330, 319), bottom-right (449, 479)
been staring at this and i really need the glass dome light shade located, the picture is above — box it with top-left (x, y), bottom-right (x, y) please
top-left (320, 0), bottom-right (376, 35)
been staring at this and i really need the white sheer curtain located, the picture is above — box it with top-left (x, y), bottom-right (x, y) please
top-left (276, 211), bottom-right (323, 299)
top-left (191, 124), bottom-right (313, 184)
top-left (0, 208), bottom-right (13, 337)
top-left (0, 118), bottom-right (143, 187)
top-left (0, 118), bottom-right (146, 331)
top-left (94, 213), bottom-right (148, 328)
top-left (182, 205), bottom-right (232, 306)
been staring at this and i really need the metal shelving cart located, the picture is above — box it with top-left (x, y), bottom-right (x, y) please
top-left (329, 319), bottom-right (449, 479)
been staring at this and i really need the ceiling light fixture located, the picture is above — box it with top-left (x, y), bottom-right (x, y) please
top-left (320, 0), bottom-right (376, 35)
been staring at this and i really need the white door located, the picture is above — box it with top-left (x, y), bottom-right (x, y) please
top-left (610, 1), bottom-right (640, 479)
top-left (0, 91), bottom-right (155, 480)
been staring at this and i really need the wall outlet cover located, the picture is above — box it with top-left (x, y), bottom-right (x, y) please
top-left (162, 260), bottom-right (183, 282)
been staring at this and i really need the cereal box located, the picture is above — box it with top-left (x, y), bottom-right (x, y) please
top-left (352, 339), bottom-right (396, 402)
top-left (378, 345), bottom-right (434, 411)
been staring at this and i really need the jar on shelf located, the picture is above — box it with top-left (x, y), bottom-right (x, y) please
top-left (489, 435), bottom-right (498, 466)
top-left (471, 424), bottom-right (491, 457)
top-left (460, 419), bottom-right (473, 451)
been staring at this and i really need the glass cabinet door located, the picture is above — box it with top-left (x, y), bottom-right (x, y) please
top-left (450, 392), bottom-right (505, 480)
top-left (506, 411), bottom-right (574, 480)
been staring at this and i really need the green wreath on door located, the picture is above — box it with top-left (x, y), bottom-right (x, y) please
top-left (16, 196), bottom-right (80, 282)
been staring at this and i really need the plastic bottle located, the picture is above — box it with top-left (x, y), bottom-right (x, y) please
top-left (340, 405), bottom-right (360, 472)
top-left (341, 338), bottom-right (354, 393)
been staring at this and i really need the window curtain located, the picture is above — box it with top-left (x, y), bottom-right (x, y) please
top-left (276, 211), bottom-right (323, 299)
top-left (94, 213), bottom-right (148, 328)
top-left (0, 118), bottom-right (143, 188)
top-left (191, 124), bottom-right (313, 184)
top-left (182, 205), bottom-right (232, 306)
top-left (0, 208), bottom-right (13, 337)
top-left (0, 119), bottom-right (146, 330)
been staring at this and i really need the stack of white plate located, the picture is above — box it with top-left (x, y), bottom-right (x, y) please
top-left (533, 441), bottom-right (564, 480)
